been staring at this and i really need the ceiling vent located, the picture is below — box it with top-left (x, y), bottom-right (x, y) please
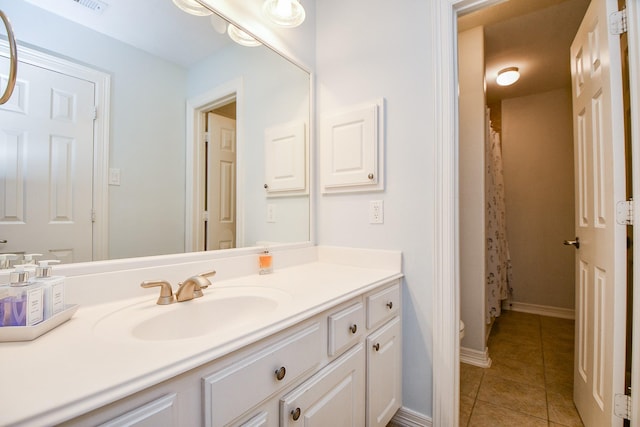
top-left (72, 0), bottom-right (108, 14)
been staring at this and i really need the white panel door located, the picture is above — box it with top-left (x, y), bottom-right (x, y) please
top-left (264, 121), bottom-right (306, 194)
top-left (206, 112), bottom-right (236, 250)
top-left (570, 0), bottom-right (627, 425)
top-left (0, 58), bottom-right (95, 263)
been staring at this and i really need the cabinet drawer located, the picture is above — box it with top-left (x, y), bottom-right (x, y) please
top-left (328, 302), bottom-right (364, 356)
top-left (366, 282), bottom-right (400, 329)
top-left (280, 343), bottom-right (365, 426)
top-left (203, 323), bottom-right (322, 427)
top-left (98, 393), bottom-right (178, 427)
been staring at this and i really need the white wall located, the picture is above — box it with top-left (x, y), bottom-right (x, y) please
top-left (458, 26), bottom-right (487, 353)
top-left (315, 0), bottom-right (434, 418)
top-left (502, 88), bottom-right (576, 310)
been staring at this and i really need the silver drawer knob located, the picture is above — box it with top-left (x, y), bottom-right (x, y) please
top-left (373, 343), bottom-right (380, 352)
top-left (350, 324), bottom-right (357, 334)
top-left (386, 301), bottom-right (393, 309)
top-left (291, 407), bottom-right (301, 421)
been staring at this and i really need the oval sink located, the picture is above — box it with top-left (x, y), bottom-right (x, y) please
top-left (93, 287), bottom-right (291, 342)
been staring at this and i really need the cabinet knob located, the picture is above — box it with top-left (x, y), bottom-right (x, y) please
top-left (291, 407), bottom-right (301, 421)
top-left (368, 173), bottom-right (374, 180)
top-left (386, 301), bottom-right (393, 309)
top-left (264, 183), bottom-right (269, 189)
top-left (349, 324), bottom-right (357, 334)
top-left (373, 343), bottom-right (380, 352)
top-left (275, 366), bottom-right (286, 381)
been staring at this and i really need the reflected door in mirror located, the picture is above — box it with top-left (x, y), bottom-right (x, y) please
top-left (0, 57), bottom-right (94, 263)
top-left (206, 111), bottom-right (236, 250)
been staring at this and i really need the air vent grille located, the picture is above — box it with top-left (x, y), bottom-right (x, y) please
top-left (72, 0), bottom-right (108, 14)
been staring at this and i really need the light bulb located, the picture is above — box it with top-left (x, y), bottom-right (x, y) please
top-left (172, 0), bottom-right (212, 17)
top-left (227, 24), bottom-right (262, 47)
top-left (262, 0), bottom-right (305, 28)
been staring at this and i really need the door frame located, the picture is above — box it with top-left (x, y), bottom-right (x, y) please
top-left (0, 40), bottom-right (110, 261)
top-left (431, 0), bottom-right (640, 425)
top-left (185, 78), bottom-right (244, 252)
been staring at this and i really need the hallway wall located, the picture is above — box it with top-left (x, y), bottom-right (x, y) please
top-left (501, 88), bottom-right (576, 311)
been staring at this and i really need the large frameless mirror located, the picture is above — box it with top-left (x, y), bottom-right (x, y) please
top-left (0, 0), bottom-right (311, 266)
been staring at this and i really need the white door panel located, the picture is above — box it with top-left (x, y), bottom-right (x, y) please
top-left (0, 58), bottom-right (94, 263)
top-left (206, 112), bottom-right (236, 250)
top-left (570, 0), bottom-right (627, 425)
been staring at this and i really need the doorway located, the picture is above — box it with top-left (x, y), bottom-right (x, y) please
top-left (444, 1), bottom-right (638, 425)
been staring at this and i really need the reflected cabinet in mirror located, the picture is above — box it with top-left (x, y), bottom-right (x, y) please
top-left (0, 0), bottom-right (310, 265)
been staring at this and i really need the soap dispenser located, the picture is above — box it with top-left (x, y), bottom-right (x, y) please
top-left (32, 260), bottom-right (65, 319)
top-left (0, 254), bottom-right (17, 270)
top-left (8, 265), bottom-right (44, 326)
top-left (259, 248), bottom-right (273, 275)
top-left (22, 253), bottom-right (42, 265)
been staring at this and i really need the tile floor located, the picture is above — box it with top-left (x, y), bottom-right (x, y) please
top-left (460, 310), bottom-right (584, 426)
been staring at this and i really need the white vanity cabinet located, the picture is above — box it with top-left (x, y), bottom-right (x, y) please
top-left (62, 280), bottom-right (402, 427)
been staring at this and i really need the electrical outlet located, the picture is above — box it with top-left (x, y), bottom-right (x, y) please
top-left (108, 168), bottom-right (121, 186)
top-left (369, 200), bottom-right (384, 224)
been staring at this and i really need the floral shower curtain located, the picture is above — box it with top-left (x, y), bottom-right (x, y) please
top-left (485, 110), bottom-right (512, 323)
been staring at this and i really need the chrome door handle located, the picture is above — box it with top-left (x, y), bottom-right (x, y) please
top-left (563, 237), bottom-right (580, 249)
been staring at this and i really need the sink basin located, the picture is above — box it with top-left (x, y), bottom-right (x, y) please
top-left (93, 286), bottom-right (291, 342)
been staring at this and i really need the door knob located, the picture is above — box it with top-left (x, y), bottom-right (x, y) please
top-left (563, 237), bottom-right (580, 249)
top-left (0, 240), bottom-right (6, 243)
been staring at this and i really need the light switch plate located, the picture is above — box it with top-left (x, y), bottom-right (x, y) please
top-left (267, 204), bottom-right (276, 223)
top-left (109, 168), bottom-right (121, 186)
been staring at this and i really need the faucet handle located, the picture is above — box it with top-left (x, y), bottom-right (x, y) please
top-left (194, 270), bottom-right (216, 295)
top-left (141, 280), bottom-right (175, 305)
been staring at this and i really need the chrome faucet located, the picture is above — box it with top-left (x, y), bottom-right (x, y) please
top-left (175, 270), bottom-right (217, 302)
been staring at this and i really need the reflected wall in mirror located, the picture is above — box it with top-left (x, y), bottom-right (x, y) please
top-left (0, 0), bottom-right (310, 266)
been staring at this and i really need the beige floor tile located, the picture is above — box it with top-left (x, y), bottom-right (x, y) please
top-left (467, 400), bottom-right (548, 427)
top-left (489, 339), bottom-right (543, 366)
top-left (547, 391), bottom-right (585, 426)
top-left (460, 363), bottom-right (485, 399)
top-left (483, 357), bottom-right (545, 387)
top-left (477, 374), bottom-right (548, 419)
top-left (460, 395), bottom-right (474, 427)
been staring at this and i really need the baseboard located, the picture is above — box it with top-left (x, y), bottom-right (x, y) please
top-left (502, 301), bottom-right (575, 319)
top-left (460, 346), bottom-right (492, 368)
top-left (389, 407), bottom-right (432, 427)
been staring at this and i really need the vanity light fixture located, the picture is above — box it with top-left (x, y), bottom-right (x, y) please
top-left (210, 14), bottom-right (227, 34)
top-left (262, 0), bottom-right (306, 28)
top-left (171, 0), bottom-right (212, 17)
top-left (496, 67), bottom-right (520, 86)
top-left (227, 24), bottom-right (262, 47)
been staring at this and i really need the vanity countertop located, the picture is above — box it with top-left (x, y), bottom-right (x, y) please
top-left (0, 249), bottom-right (402, 427)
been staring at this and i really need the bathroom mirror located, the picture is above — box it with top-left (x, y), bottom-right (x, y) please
top-left (0, 0), bottom-right (310, 264)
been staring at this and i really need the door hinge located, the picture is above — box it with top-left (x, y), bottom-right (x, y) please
top-left (204, 131), bottom-right (210, 144)
top-left (202, 211), bottom-right (209, 222)
top-left (614, 393), bottom-right (631, 420)
top-left (610, 8), bottom-right (627, 35)
top-left (91, 209), bottom-right (96, 223)
top-left (616, 199), bottom-right (633, 225)
top-left (91, 105), bottom-right (98, 120)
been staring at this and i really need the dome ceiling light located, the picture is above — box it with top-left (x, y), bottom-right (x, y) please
top-left (262, 0), bottom-right (305, 28)
top-left (171, 0), bottom-right (212, 16)
top-left (496, 67), bottom-right (520, 86)
top-left (227, 24), bottom-right (262, 47)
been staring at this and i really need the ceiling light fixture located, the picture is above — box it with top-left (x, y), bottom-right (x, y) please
top-left (496, 67), bottom-right (520, 86)
top-left (262, 0), bottom-right (305, 28)
top-left (227, 24), bottom-right (262, 47)
top-left (172, 0), bottom-right (212, 17)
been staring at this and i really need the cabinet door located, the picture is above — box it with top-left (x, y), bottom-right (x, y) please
top-left (321, 100), bottom-right (384, 193)
top-left (98, 393), bottom-right (178, 427)
top-left (264, 121), bottom-right (307, 195)
top-left (366, 317), bottom-right (402, 427)
top-left (280, 344), bottom-right (365, 427)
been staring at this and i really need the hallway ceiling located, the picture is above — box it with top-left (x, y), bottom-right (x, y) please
top-left (459, 0), bottom-right (591, 107)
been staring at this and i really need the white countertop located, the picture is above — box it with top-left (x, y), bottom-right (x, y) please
top-left (0, 248), bottom-right (402, 426)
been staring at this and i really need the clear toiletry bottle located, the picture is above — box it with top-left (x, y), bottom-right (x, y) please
top-left (22, 253), bottom-right (42, 266)
top-left (0, 254), bottom-right (17, 270)
top-left (8, 265), bottom-right (44, 326)
top-left (32, 260), bottom-right (65, 320)
top-left (259, 249), bottom-right (273, 275)
top-left (0, 281), bottom-right (9, 327)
